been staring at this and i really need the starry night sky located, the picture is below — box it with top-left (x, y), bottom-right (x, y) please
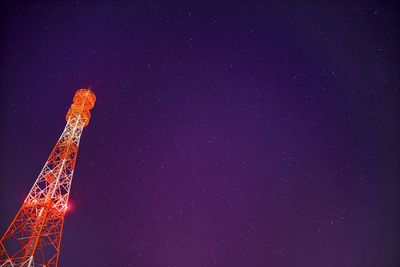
top-left (0, 2), bottom-right (399, 267)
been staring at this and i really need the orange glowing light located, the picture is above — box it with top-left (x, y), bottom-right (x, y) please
top-left (66, 201), bottom-right (74, 213)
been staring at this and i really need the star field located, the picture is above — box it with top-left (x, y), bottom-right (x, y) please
top-left (0, 2), bottom-right (399, 267)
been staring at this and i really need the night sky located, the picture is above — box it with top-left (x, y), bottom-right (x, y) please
top-left (0, 2), bottom-right (399, 267)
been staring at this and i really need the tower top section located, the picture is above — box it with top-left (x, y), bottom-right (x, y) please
top-left (66, 88), bottom-right (96, 127)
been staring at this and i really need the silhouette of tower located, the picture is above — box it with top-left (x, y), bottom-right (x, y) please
top-left (0, 89), bottom-right (96, 267)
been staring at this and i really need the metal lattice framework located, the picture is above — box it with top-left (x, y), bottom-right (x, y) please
top-left (0, 89), bottom-right (96, 267)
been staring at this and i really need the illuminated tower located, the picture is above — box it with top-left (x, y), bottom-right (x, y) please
top-left (0, 89), bottom-right (96, 267)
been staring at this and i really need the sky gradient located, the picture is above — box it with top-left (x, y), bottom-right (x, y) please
top-left (0, 2), bottom-right (399, 267)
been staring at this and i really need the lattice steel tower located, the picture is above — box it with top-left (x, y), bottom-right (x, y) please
top-left (0, 89), bottom-right (96, 267)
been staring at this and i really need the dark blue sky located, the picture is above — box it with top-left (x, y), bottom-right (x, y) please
top-left (0, 2), bottom-right (399, 266)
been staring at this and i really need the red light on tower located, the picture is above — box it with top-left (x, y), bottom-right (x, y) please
top-left (0, 89), bottom-right (96, 267)
top-left (66, 201), bottom-right (74, 213)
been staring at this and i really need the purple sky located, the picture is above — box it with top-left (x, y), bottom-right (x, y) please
top-left (0, 2), bottom-right (399, 267)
